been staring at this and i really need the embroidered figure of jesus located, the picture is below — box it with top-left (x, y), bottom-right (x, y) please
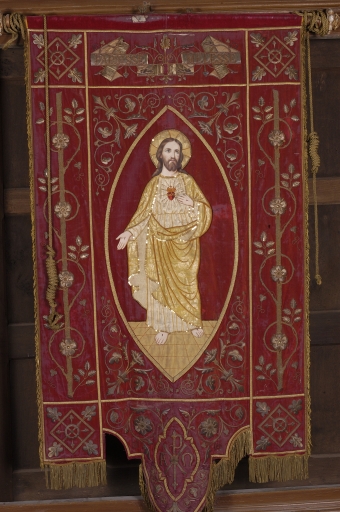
top-left (117, 131), bottom-right (212, 345)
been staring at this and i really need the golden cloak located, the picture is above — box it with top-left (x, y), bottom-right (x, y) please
top-left (126, 172), bottom-right (212, 331)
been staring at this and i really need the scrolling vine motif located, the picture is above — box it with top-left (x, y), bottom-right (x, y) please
top-left (169, 91), bottom-right (245, 189)
top-left (92, 93), bottom-right (163, 195)
top-left (253, 91), bottom-right (302, 391)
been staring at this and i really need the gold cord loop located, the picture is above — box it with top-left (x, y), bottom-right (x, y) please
top-left (1, 13), bottom-right (26, 49)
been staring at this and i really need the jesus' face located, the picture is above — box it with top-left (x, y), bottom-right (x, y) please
top-left (161, 140), bottom-right (181, 172)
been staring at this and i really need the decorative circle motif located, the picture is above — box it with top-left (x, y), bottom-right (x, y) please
top-left (50, 51), bottom-right (65, 66)
top-left (149, 129), bottom-right (192, 169)
top-left (272, 417), bottom-right (287, 433)
top-left (267, 49), bottom-right (282, 65)
top-left (65, 424), bottom-right (80, 439)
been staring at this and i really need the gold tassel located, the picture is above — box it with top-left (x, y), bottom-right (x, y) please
top-left (1, 13), bottom-right (26, 49)
top-left (139, 464), bottom-right (158, 512)
top-left (45, 461), bottom-right (107, 490)
top-left (249, 453), bottom-right (308, 484)
top-left (203, 429), bottom-right (251, 512)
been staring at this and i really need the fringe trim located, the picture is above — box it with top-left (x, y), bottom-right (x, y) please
top-left (139, 464), bottom-right (157, 512)
top-left (45, 460), bottom-right (107, 490)
top-left (249, 453), bottom-right (309, 484)
top-left (203, 429), bottom-right (251, 512)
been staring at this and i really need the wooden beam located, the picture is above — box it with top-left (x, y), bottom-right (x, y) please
top-left (0, 1), bottom-right (339, 15)
top-left (308, 177), bottom-right (340, 205)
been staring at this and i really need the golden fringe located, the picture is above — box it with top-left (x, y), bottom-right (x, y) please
top-left (45, 460), bottom-right (107, 490)
top-left (24, 15), bottom-right (45, 471)
top-left (203, 429), bottom-right (251, 512)
top-left (249, 453), bottom-right (309, 484)
top-left (302, 13), bottom-right (312, 463)
top-left (139, 464), bottom-right (157, 512)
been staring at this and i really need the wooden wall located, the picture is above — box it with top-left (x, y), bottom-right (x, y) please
top-left (1, 33), bottom-right (340, 507)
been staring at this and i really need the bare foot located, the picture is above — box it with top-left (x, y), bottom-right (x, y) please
top-left (155, 332), bottom-right (169, 345)
top-left (192, 328), bottom-right (204, 338)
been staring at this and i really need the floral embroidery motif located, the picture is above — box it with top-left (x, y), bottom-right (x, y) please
top-left (59, 338), bottom-right (77, 356)
top-left (54, 201), bottom-right (72, 218)
top-left (52, 132), bottom-right (70, 150)
top-left (59, 270), bottom-right (74, 288)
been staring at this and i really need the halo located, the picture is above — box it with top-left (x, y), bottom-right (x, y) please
top-left (149, 129), bottom-right (192, 169)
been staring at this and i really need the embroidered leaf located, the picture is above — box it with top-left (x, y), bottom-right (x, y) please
top-left (198, 121), bottom-right (213, 135)
top-left (229, 349), bottom-right (243, 361)
top-left (267, 249), bottom-right (275, 255)
top-left (281, 181), bottom-right (289, 188)
top-left (74, 374), bottom-right (80, 381)
top-left (254, 241), bottom-right (262, 248)
top-left (179, 409), bottom-right (190, 417)
top-left (295, 309), bottom-right (302, 314)
top-left (72, 99), bottom-right (78, 109)
top-left (292, 182), bottom-right (300, 187)
top-left (253, 115), bottom-right (262, 121)
top-left (68, 246), bottom-right (77, 251)
top-left (258, 159), bottom-right (265, 166)
top-left (205, 349), bottom-right (217, 364)
top-left (294, 316), bottom-right (301, 322)
top-left (39, 186), bottom-right (47, 192)
top-left (257, 375), bottom-right (266, 380)
top-left (76, 236), bottom-right (82, 246)
top-left (281, 173), bottom-right (290, 179)
top-left (291, 115), bottom-right (299, 121)
top-left (283, 316), bottom-right (291, 323)
top-left (76, 108), bottom-right (85, 115)
top-left (64, 116), bottom-right (72, 123)
top-left (236, 407), bottom-right (244, 419)
top-left (264, 106), bottom-right (273, 112)
top-left (78, 369), bottom-right (85, 376)
top-left (124, 124), bottom-right (138, 139)
top-left (39, 102), bottom-right (45, 111)
top-left (292, 361), bottom-right (298, 369)
top-left (293, 173), bottom-right (301, 179)
top-left (52, 185), bottom-right (58, 192)
top-left (265, 113), bottom-right (273, 120)
top-left (51, 177), bottom-right (58, 184)
top-left (289, 164), bottom-right (295, 173)
top-left (49, 108), bottom-right (53, 116)
top-left (85, 361), bottom-right (90, 371)
top-left (86, 380), bottom-right (96, 385)
top-left (132, 350), bottom-right (144, 366)
top-left (260, 231), bottom-right (267, 242)
top-left (109, 353), bottom-right (122, 364)
top-left (81, 245), bottom-right (89, 252)
top-left (38, 178), bottom-right (46, 184)
top-left (64, 108), bottom-right (72, 114)
top-left (80, 253), bottom-right (89, 259)
top-left (283, 309), bottom-right (291, 315)
top-left (68, 252), bottom-right (77, 260)
top-left (36, 118), bottom-right (45, 124)
top-left (255, 365), bottom-right (263, 371)
top-left (266, 241), bottom-right (274, 247)
top-left (252, 106), bottom-right (261, 112)
top-left (266, 363), bottom-right (272, 370)
top-left (255, 249), bottom-right (264, 255)
top-left (284, 104), bottom-right (289, 113)
top-left (76, 117), bottom-right (84, 123)
top-left (88, 370), bottom-right (96, 376)
top-left (270, 369), bottom-right (277, 375)
top-left (291, 299), bottom-right (297, 309)
top-left (259, 356), bottom-right (265, 365)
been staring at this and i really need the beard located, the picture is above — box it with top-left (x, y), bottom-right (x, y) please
top-left (163, 158), bottom-right (179, 172)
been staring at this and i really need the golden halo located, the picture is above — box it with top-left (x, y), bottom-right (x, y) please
top-left (149, 129), bottom-right (192, 169)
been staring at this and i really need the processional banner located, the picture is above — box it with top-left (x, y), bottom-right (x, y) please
top-left (27, 12), bottom-right (309, 512)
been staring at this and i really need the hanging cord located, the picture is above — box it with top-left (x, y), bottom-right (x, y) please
top-left (43, 15), bottom-right (63, 329)
top-left (304, 11), bottom-right (327, 285)
top-left (1, 13), bottom-right (26, 49)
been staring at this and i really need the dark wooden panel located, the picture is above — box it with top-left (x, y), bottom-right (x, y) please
top-left (8, 323), bottom-right (35, 359)
top-left (0, 47), bottom-right (28, 189)
top-left (309, 177), bottom-right (340, 205)
top-left (312, 66), bottom-right (340, 178)
top-left (309, 204), bottom-right (340, 311)
top-left (311, 345), bottom-right (340, 454)
top-left (311, 38), bottom-right (340, 69)
top-left (0, 44), bottom-right (12, 501)
top-left (10, 358), bottom-right (40, 469)
top-left (4, 215), bottom-right (34, 324)
top-left (310, 310), bottom-right (340, 345)
top-left (4, 189), bottom-right (31, 215)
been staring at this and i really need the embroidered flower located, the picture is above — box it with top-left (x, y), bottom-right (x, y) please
top-left (59, 270), bottom-right (74, 288)
top-left (252, 66), bottom-right (266, 81)
top-left (160, 35), bottom-right (171, 50)
top-left (47, 407), bottom-right (61, 422)
top-left (134, 416), bottom-right (152, 435)
top-left (54, 201), bottom-right (72, 218)
top-left (199, 417), bottom-right (218, 438)
top-left (289, 399), bottom-right (302, 415)
top-left (290, 433), bottom-right (303, 448)
top-left (82, 405), bottom-right (96, 421)
top-left (269, 129), bottom-right (285, 147)
top-left (285, 65), bottom-right (298, 80)
top-left (271, 333), bottom-right (288, 351)
top-left (284, 31), bottom-right (298, 47)
top-left (68, 68), bottom-right (83, 83)
top-left (110, 410), bottom-right (119, 424)
top-left (83, 440), bottom-right (98, 455)
top-left (269, 198), bottom-right (287, 215)
top-left (34, 68), bottom-right (45, 83)
top-left (52, 133), bottom-right (70, 150)
top-left (256, 402), bottom-right (271, 417)
top-left (59, 338), bottom-right (77, 357)
top-left (256, 436), bottom-right (270, 451)
top-left (271, 265), bottom-right (287, 283)
top-left (48, 442), bottom-right (63, 458)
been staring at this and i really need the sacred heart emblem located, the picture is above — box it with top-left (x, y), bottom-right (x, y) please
top-left (167, 186), bottom-right (176, 200)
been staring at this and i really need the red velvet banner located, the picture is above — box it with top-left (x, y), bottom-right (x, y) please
top-left (27, 13), bottom-right (308, 511)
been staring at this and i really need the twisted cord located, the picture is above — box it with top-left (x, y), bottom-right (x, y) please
top-left (2, 13), bottom-right (26, 49)
top-left (307, 10), bottom-right (329, 36)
